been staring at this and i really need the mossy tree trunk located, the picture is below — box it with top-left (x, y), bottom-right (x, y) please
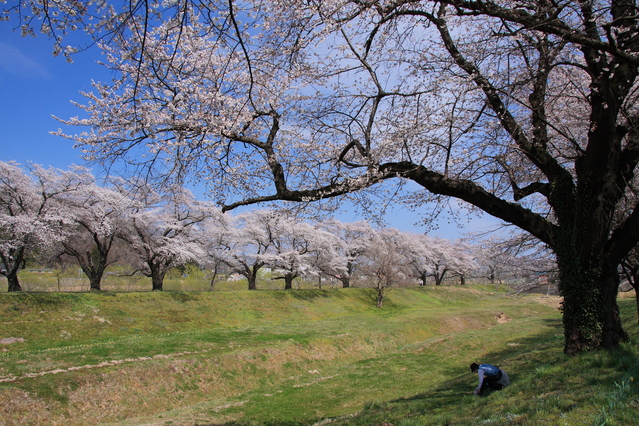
top-left (556, 247), bottom-right (628, 354)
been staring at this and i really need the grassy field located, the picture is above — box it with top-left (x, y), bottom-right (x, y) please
top-left (0, 286), bottom-right (637, 425)
top-left (0, 266), bottom-right (476, 292)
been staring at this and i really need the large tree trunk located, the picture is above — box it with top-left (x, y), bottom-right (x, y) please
top-left (283, 273), bottom-right (296, 290)
top-left (80, 261), bottom-right (106, 291)
top-left (339, 275), bottom-right (350, 288)
top-left (433, 271), bottom-right (446, 286)
top-left (340, 261), bottom-right (354, 288)
top-left (6, 271), bottom-right (21, 292)
top-left (2, 249), bottom-right (24, 292)
top-left (150, 265), bottom-right (166, 291)
top-left (244, 262), bottom-right (264, 290)
top-left (487, 268), bottom-right (496, 285)
top-left (247, 269), bottom-right (258, 290)
top-left (556, 247), bottom-right (628, 355)
top-left (247, 278), bottom-right (257, 290)
top-left (88, 273), bottom-right (103, 291)
top-left (63, 237), bottom-right (114, 292)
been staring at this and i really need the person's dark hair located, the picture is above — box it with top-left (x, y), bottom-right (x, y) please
top-left (470, 363), bottom-right (479, 372)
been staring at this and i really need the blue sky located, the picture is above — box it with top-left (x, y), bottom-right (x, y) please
top-left (0, 22), bottom-right (501, 239)
top-left (0, 23), bottom-right (111, 169)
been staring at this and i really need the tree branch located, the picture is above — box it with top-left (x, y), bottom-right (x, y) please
top-left (428, 8), bottom-right (570, 185)
top-left (221, 171), bottom-right (390, 212)
top-left (607, 200), bottom-right (639, 265)
top-left (380, 161), bottom-right (555, 244)
top-left (495, 157), bottom-right (550, 201)
top-left (436, 0), bottom-right (639, 65)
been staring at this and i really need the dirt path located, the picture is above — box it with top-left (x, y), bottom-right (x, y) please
top-left (0, 348), bottom-right (212, 383)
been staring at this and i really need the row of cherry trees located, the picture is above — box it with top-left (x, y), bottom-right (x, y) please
top-left (0, 161), bottom-right (211, 291)
top-left (0, 161), bottom-right (550, 293)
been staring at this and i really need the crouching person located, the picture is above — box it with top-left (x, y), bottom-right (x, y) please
top-left (470, 363), bottom-right (510, 395)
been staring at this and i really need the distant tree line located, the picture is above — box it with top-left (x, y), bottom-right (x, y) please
top-left (1, 161), bottom-right (554, 298)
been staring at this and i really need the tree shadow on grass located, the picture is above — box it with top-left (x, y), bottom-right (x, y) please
top-left (377, 316), bottom-right (639, 426)
top-left (289, 288), bottom-right (337, 301)
top-left (321, 317), bottom-right (568, 425)
top-left (200, 314), bottom-right (639, 426)
top-left (199, 318), bottom-right (565, 426)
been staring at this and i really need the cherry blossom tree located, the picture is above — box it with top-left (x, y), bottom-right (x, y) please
top-left (263, 217), bottom-right (315, 290)
top-left (317, 220), bottom-right (377, 288)
top-left (443, 241), bottom-right (478, 286)
top-left (427, 239), bottom-right (455, 286)
top-left (308, 223), bottom-right (345, 289)
top-left (0, 161), bottom-right (83, 291)
top-left (474, 236), bottom-right (519, 288)
top-left (400, 235), bottom-right (475, 286)
top-left (198, 211), bottom-right (234, 290)
top-left (474, 233), bottom-right (557, 291)
top-left (360, 228), bottom-right (410, 307)
top-left (56, 177), bottom-right (132, 291)
top-left (118, 186), bottom-right (209, 291)
top-left (397, 233), bottom-right (438, 287)
top-left (263, 216), bottom-right (342, 290)
top-left (8, 0), bottom-right (639, 353)
top-left (212, 210), bottom-right (279, 290)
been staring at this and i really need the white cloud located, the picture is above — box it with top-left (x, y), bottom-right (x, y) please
top-left (0, 42), bottom-right (52, 80)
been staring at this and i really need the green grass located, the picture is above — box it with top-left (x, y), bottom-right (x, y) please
top-left (0, 287), bottom-right (637, 425)
top-left (0, 267), bottom-right (482, 292)
top-left (0, 266), bottom-right (344, 292)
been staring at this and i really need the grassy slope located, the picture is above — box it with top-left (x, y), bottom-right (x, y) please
top-left (0, 287), bottom-right (637, 426)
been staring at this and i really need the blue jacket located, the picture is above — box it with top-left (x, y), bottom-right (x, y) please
top-left (479, 364), bottom-right (500, 377)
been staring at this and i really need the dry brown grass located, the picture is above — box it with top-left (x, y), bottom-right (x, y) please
top-left (0, 330), bottom-right (422, 425)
